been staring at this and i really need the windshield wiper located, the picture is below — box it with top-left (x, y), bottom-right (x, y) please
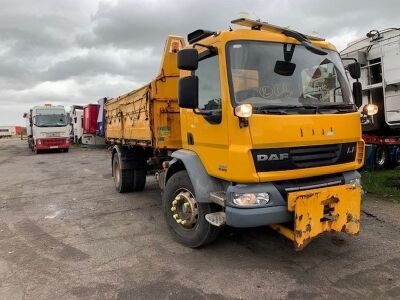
top-left (256, 104), bottom-right (318, 110)
top-left (315, 103), bottom-right (357, 112)
top-left (254, 104), bottom-right (318, 115)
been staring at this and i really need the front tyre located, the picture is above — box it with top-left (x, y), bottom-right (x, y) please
top-left (162, 170), bottom-right (220, 248)
top-left (375, 146), bottom-right (389, 169)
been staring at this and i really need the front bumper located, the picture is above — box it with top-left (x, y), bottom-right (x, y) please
top-left (35, 138), bottom-right (70, 150)
top-left (224, 170), bottom-right (361, 228)
top-left (226, 205), bottom-right (291, 228)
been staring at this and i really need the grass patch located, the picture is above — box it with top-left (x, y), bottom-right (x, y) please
top-left (362, 168), bottom-right (400, 199)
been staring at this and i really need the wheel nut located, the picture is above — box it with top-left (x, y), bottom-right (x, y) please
top-left (173, 214), bottom-right (178, 219)
top-left (171, 207), bottom-right (176, 212)
top-left (172, 200), bottom-right (178, 205)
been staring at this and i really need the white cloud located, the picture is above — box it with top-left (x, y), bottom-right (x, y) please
top-left (1, 0), bottom-right (400, 126)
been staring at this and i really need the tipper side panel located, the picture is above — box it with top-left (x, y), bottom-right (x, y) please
top-left (105, 35), bottom-right (185, 150)
top-left (105, 85), bottom-right (152, 144)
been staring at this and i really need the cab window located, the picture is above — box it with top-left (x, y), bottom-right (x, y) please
top-left (197, 55), bottom-right (221, 112)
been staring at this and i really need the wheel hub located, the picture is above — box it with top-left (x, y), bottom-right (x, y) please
top-left (171, 190), bottom-right (198, 228)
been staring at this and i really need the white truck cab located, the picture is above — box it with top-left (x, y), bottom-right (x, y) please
top-left (70, 105), bottom-right (84, 143)
top-left (24, 104), bottom-right (70, 153)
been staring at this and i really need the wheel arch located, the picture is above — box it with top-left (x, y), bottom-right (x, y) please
top-left (164, 149), bottom-right (227, 203)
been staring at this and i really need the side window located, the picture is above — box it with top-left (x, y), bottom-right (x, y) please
top-left (196, 55), bottom-right (221, 111)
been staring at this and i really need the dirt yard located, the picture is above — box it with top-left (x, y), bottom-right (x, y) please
top-left (0, 138), bottom-right (399, 299)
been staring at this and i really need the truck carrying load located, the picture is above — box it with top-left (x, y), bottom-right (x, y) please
top-left (106, 18), bottom-right (366, 250)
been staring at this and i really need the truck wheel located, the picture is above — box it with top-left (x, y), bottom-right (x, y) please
top-left (133, 168), bottom-right (146, 191)
top-left (113, 156), bottom-right (133, 193)
top-left (163, 170), bottom-right (220, 248)
top-left (375, 146), bottom-right (389, 169)
top-left (394, 148), bottom-right (400, 167)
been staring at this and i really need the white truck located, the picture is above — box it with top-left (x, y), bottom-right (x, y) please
top-left (341, 28), bottom-right (400, 168)
top-left (0, 126), bottom-right (16, 138)
top-left (24, 104), bottom-right (70, 153)
top-left (70, 105), bottom-right (84, 143)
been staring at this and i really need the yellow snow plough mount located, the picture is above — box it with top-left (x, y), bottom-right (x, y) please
top-left (105, 18), bottom-right (367, 250)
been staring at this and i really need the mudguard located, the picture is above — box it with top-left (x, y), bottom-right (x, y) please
top-left (165, 149), bottom-right (226, 203)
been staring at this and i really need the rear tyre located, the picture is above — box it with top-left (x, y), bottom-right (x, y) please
top-left (394, 147), bottom-right (400, 167)
top-left (133, 168), bottom-right (146, 191)
top-left (113, 156), bottom-right (133, 193)
top-left (162, 170), bottom-right (220, 248)
top-left (375, 146), bottom-right (389, 169)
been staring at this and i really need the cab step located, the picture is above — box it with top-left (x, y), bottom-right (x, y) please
top-left (205, 212), bottom-right (226, 227)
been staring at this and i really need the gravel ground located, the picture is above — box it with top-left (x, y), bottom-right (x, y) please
top-left (0, 138), bottom-right (399, 300)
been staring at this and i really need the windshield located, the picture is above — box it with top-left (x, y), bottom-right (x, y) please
top-left (227, 41), bottom-right (353, 112)
top-left (34, 114), bottom-right (68, 127)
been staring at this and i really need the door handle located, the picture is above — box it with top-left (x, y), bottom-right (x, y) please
top-left (187, 132), bottom-right (194, 145)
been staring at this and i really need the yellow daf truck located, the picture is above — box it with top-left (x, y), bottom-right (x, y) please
top-left (105, 18), bottom-right (367, 250)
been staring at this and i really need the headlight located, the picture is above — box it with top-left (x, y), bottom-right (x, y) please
top-left (349, 178), bottom-right (362, 188)
top-left (232, 192), bottom-right (270, 207)
top-left (235, 104), bottom-right (253, 118)
top-left (362, 104), bottom-right (378, 116)
top-left (37, 139), bottom-right (42, 145)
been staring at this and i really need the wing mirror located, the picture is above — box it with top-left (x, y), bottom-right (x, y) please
top-left (352, 81), bottom-right (363, 108)
top-left (348, 62), bottom-right (361, 79)
top-left (177, 49), bottom-right (198, 71)
top-left (178, 76), bottom-right (199, 108)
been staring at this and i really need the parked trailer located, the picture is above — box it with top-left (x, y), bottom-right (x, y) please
top-left (97, 97), bottom-right (108, 138)
top-left (82, 102), bottom-right (106, 145)
top-left (106, 19), bottom-right (367, 250)
top-left (341, 28), bottom-right (400, 168)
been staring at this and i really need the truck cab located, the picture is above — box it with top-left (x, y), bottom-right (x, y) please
top-left (25, 104), bottom-right (70, 153)
top-left (166, 19), bottom-right (364, 249)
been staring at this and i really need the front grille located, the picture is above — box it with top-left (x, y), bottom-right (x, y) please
top-left (290, 144), bottom-right (341, 168)
top-left (252, 143), bottom-right (357, 172)
top-left (42, 138), bottom-right (65, 146)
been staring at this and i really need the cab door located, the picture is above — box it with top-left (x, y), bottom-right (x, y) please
top-left (185, 50), bottom-right (229, 179)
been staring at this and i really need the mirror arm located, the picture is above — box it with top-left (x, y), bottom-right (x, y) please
top-left (341, 57), bottom-right (357, 63)
top-left (192, 43), bottom-right (218, 54)
top-left (193, 108), bottom-right (220, 116)
top-left (341, 58), bottom-right (360, 82)
top-left (238, 117), bottom-right (249, 128)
